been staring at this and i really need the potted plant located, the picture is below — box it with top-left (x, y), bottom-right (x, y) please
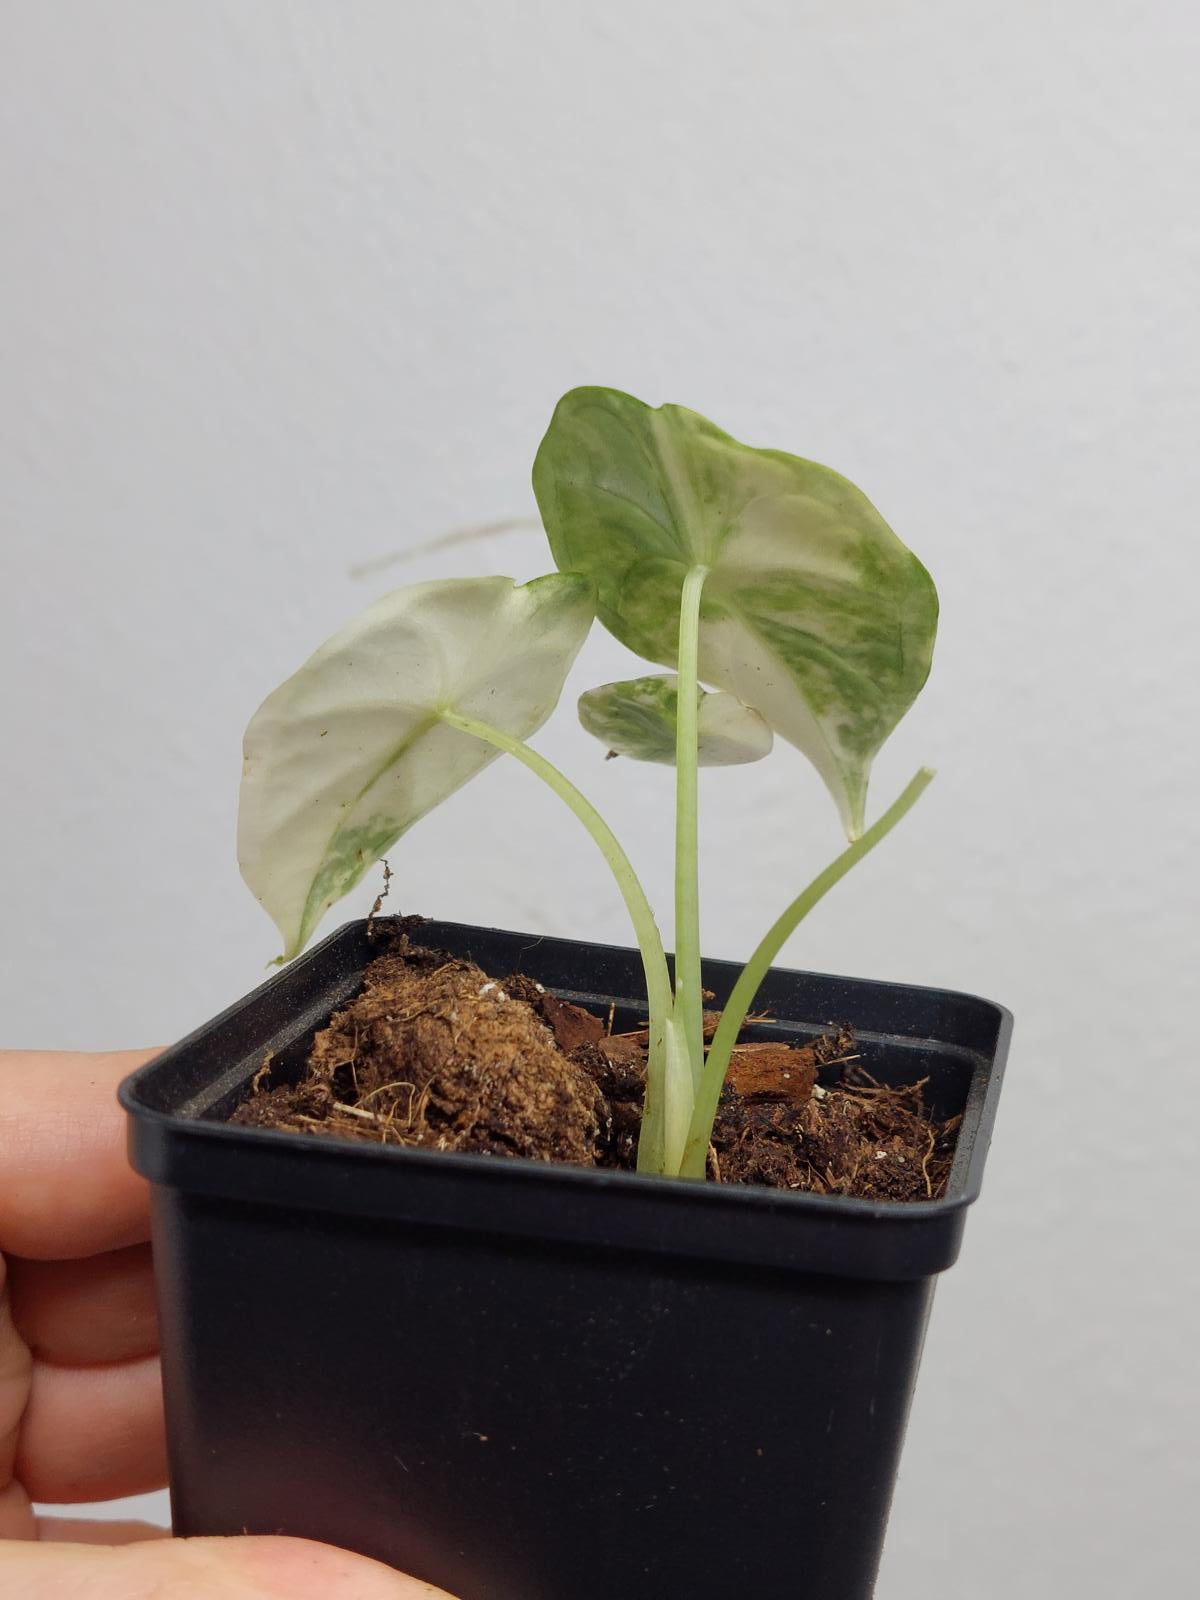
top-left (121, 387), bottom-right (1010, 1600)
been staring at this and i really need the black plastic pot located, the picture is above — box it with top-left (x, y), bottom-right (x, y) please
top-left (121, 918), bottom-right (1009, 1600)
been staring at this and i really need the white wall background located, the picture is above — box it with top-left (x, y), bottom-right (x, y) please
top-left (2, 1), bottom-right (1197, 1592)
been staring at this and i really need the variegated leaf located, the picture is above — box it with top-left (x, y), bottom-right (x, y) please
top-left (534, 387), bottom-right (937, 836)
top-left (578, 674), bottom-right (772, 766)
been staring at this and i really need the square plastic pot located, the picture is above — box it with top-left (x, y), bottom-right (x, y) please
top-left (121, 918), bottom-right (1010, 1600)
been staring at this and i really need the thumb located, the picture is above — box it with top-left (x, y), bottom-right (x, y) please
top-left (0, 1532), bottom-right (456, 1597)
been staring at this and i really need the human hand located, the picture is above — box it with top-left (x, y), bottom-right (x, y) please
top-left (0, 1049), bottom-right (453, 1597)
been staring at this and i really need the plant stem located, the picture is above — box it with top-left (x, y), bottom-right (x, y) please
top-left (679, 767), bottom-right (936, 1178)
top-left (441, 709), bottom-right (672, 1019)
top-left (440, 708), bottom-right (675, 1165)
top-left (673, 564), bottom-right (709, 1088)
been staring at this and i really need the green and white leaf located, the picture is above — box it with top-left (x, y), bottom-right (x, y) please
top-left (238, 574), bottom-right (594, 960)
top-left (533, 387), bottom-right (938, 837)
top-left (578, 674), bottom-right (772, 766)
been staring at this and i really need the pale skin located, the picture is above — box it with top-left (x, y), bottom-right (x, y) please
top-left (0, 1050), bottom-right (454, 1598)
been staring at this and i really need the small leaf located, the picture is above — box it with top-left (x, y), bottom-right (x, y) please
top-left (238, 574), bottom-right (594, 959)
top-left (578, 674), bottom-right (772, 766)
top-left (534, 387), bottom-right (938, 837)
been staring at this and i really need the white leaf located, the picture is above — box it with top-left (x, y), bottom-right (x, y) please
top-left (238, 574), bottom-right (594, 959)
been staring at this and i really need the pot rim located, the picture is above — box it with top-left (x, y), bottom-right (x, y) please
top-left (120, 917), bottom-right (1011, 1282)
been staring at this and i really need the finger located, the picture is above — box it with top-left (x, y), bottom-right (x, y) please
top-left (0, 1253), bottom-right (35, 1537)
top-left (0, 1533), bottom-right (457, 1597)
top-left (0, 1478), bottom-right (35, 1540)
top-left (35, 1515), bottom-right (166, 1543)
top-left (9, 1245), bottom-right (158, 1366)
top-left (0, 1050), bottom-right (158, 1260)
top-left (15, 1352), bottom-right (166, 1503)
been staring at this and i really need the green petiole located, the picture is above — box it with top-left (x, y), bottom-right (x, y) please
top-left (679, 767), bottom-right (936, 1178)
top-left (672, 565), bottom-right (709, 1089)
top-left (439, 707), bottom-right (674, 1165)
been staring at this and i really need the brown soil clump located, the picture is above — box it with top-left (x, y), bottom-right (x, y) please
top-left (232, 940), bottom-right (604, 1165)
top-left (233, 935), bottom-right (959, 1200)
